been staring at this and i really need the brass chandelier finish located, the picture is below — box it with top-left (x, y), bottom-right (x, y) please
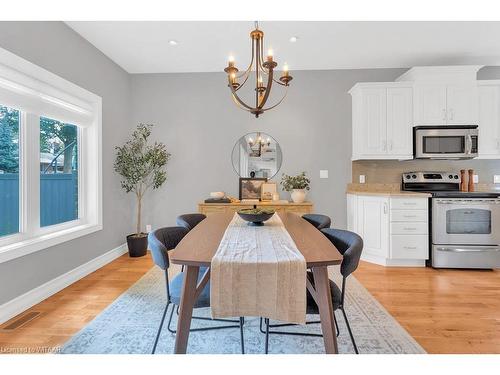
top-left (224, 21), bottom-right (293, 118)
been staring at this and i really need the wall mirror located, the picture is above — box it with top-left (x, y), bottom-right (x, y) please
top-left (231, 132), bottom-right (282, 179)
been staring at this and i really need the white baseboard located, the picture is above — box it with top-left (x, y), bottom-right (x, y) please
top-left (0, 243), bottom-right (128, 325)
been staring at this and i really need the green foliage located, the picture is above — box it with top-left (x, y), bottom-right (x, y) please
top-left (280, 171), bottom-right (311, 192)
top-left (114, 124), bottom-right (171, 194)
top-left (40, 117), bottom-right (78, 173)
top-left (0, 106), bottom-right (20, 173)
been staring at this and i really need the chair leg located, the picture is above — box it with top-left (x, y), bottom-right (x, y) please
top-left (264, 318), bottom-right (270, 354)
top-left (239, 317), bottom-right (245, 354)
top-left (151, 302), bottom-right (171, 354)
top-left (341, 307), bottom-right (359, 354)
top-left (334, 312), bottom-right (340, 337)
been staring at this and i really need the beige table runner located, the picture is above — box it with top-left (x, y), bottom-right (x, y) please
top-left (210, 213), bottom-right (306, 324)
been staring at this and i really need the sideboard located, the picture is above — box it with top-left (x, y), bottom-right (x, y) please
top-left (198, 201), bottom-right (313, 216)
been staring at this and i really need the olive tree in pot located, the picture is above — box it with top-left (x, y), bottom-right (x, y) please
top-left (114, 124), bottom-right (171, 257)
top-left (280, 172), bottom-right (311, 203)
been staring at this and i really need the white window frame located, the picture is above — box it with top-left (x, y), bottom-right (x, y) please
top-left (0, 47), bottom-right (102, 264)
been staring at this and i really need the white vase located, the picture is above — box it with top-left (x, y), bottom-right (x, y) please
top-left (290, 189), bottom-right (306, 203)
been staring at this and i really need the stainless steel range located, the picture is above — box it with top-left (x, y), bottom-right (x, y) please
top-left (402, 171), bottom-right (500, 269)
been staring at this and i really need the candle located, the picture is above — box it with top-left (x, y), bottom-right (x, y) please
top-left (267, 49), bottom-right (273, 62)
top-left (283, 63), bottom-right (289, 77)
top-left (228, 55), bottom-right (235, 67)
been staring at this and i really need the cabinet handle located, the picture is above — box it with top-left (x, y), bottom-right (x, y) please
top-left (383, 203), bottom-right (388, 214)
top-left (404, 246), bottom-right (417, 250)
top-left (388, 140), bottom-right (393, 151)
top-left (497, 139), bottom-right (500, 149)
top-left (450, 108), bottom-right (454, 121)
top-left (403, 215), bottom-right (417, 218)
top-left (403, 227), bottom-right (417, 231)
top-left (442, 108), bottom-right (447, 121)
top-left (382, 140), bottom-right (387, 151)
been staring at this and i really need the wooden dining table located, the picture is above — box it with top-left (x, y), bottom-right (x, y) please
top-left (169, 211), bottom-right (343, 354)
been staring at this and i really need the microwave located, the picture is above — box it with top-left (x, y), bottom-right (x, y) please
top-left (413, 125), bottom-right (478, 160)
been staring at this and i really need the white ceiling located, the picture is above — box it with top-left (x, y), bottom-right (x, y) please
top-left (65, 21), bottom-right (500, 74)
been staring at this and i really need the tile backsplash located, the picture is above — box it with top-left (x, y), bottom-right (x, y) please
top-left (352, 159), bottom-right (500, 185)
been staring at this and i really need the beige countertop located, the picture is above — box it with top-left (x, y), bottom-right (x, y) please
top-left (346, 183), bottom-right (431, 197)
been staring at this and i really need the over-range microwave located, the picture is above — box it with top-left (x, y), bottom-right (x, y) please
top-left (413, 125), bottom-right (478, 160)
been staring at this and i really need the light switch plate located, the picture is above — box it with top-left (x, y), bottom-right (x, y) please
top-left (146, 224), bottom-right (152, 232)
top-left (320, 170), bottom-right (328, 179)
top-left (494, 175), bottom-right (500, 184)
top-left (359, 175), bottom-right (366, 184)
top-left (473, 174), bottom-right (479, 184)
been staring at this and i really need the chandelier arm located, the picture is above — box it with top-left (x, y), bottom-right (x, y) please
top-left (228, 77), bottom-right (256, 111)
top-left (261, 88), bottom-right (289, 112)
top-left (231, 94), bottom-right (252, 112)
top-left (235, 37), bottom-right (256, 80)
top-left (234, 73), bottom-right (250, 92)
top-left (256, 67), bottom-right (274, 110)
top-left (271, 77), bottom-right (288, 86)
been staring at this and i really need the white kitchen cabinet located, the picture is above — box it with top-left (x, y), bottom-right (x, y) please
top-left (414, 83), bottom-right (478, 125)
top-left (351, 84), bottom-right (413, 160)
top-left (478, 83), bottom-right (500, 158)
top-left (347, 194), bottom-right (429, 267)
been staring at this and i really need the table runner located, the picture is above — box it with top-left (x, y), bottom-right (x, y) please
top-left (210, 213), bottom-right (306, 324)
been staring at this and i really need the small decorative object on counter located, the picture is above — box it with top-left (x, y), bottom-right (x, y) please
top-left (468, 169), bottom-right (475, 192)
top-left (272, 192), bottom-right (280, 201)
top-left (237, 208), bottom-right (275, 226)
top-left (280, 172), bottom-right (310, 203)
top-left (460, 170), bottom-right (467, 192)
top-left (204, 197), bottom-right (231, 203)
top-left (261, 182), bottom-right (277, 201)
top-left (210, 191), bottom-right (225, 199)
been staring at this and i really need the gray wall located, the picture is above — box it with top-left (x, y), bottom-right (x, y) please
top-left (131, 68), bottom-right (407, 231)
top-left (0, 22), bottom-right (134, 305)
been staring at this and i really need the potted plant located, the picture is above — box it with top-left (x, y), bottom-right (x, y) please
top-left (280, 172), bottom-right (311, 203)
top-left (114, 124), bottom-right (171, 257)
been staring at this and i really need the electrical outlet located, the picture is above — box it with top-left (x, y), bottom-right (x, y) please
top-left (320, 170), bottom-right (329, 179)
top-left (494, 175), bottom-right (500, 184)
top-left (146, 224), bottom-right (152, 232)
top-left (359, 175), bottom-right (366, 184)
top-left (473, 174), bottom-right (479, 184)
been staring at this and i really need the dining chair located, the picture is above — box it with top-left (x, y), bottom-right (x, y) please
top-left (261, 228), bottom-right (363, 354)
top-left (302, 214), bottom-right (332, 230)
top-left (148, 226), bottom-right (245, 354)
top-left (176, 213), bottom-right (207, 231)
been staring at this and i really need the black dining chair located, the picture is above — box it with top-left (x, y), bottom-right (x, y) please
top-left (176, 213), bottom-right (206, 231)
top-left (148, 226), bottom-right (245, 354)
top-left (302, 214), bottom-right (332, 230)
top-left (261, 228), bottom-right (363, 354)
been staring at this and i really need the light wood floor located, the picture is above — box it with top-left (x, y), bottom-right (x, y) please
top-left (0, 253), bottom-right (499, 354)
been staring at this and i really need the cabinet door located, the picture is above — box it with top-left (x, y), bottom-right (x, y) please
top-left (360, 88), bottom-right (387, 156)
top-left (446, 85), bottom-right (478, 125)
top-left (387, 87), bottom-right (413, 158)
top-left (357, 196), bottom-right (389, 258)
top-left (478, 85), bottom-right (500, 157)
top-left (414, 85), bottom-right (447, 125)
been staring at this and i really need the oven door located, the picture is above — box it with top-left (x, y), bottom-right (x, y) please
top-left (414, 127), bottom-right (478, 159)
top-left (432, 199), bottom-right (500, 245)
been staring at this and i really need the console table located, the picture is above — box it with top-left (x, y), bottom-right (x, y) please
top-left (198, 201), bottom-right (313, 217)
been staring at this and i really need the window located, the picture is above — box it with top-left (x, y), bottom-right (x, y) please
top-left (0, 47), bottom-right (102, 263)
top-left (40, 118), bottom-right (79, 227)
top-left (0, 105), bottom-right (20, 237)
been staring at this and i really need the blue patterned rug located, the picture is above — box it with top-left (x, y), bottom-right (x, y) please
top-left (61, 266), bottom-right (426, 354)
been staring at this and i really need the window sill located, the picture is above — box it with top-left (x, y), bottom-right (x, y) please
top-left (0, 223), bottom-right (102, 264)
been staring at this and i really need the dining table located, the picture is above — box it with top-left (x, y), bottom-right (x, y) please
top-left (169, 211), bottom-right (343, 354)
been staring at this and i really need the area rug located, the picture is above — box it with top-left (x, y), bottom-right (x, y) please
top-left (61, 266), bottom-right (426, 354)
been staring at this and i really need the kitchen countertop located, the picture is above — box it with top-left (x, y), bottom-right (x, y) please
top-left (346, 183), bottom-right (431, 197)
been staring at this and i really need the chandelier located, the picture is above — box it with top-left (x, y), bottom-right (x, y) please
top-left (248, 132), bottom-right (270, 157)
top-left (224, 21), bottom-right (293, 118)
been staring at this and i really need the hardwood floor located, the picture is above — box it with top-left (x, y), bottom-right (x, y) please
top-left (0, 254), bottom-right (499, 354)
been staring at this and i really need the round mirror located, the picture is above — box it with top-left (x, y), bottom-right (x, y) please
top-left (231, 132), bottom-right (282, 179)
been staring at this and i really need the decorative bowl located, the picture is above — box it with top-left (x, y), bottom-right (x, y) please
top-left (237, 208), bottom-right (275, 226)
top-left (210, 191), bottom-right (225, 199)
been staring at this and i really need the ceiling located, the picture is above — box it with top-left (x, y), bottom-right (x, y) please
top-left (65, 21), bottom-right (500, 74)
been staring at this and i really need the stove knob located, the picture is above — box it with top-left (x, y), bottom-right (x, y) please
top-left (405, 174), bottom-right (411, 179)
top-left (454, 175), bottom-right (459, 179)
top-left (412, 174), bottom-right (417, 179)
top-left (449, 174), bottom-right (453, 179)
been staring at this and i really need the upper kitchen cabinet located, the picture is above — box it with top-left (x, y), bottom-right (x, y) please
top-left (478, 81), bottom-right (500, 158)
top-left (350, 83), bottom-right (413, 160)
top-left (414, 83), bottom-right (478, 125)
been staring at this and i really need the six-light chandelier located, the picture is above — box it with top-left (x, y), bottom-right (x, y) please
top-left (224, 21), bottom-right (293, 118)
